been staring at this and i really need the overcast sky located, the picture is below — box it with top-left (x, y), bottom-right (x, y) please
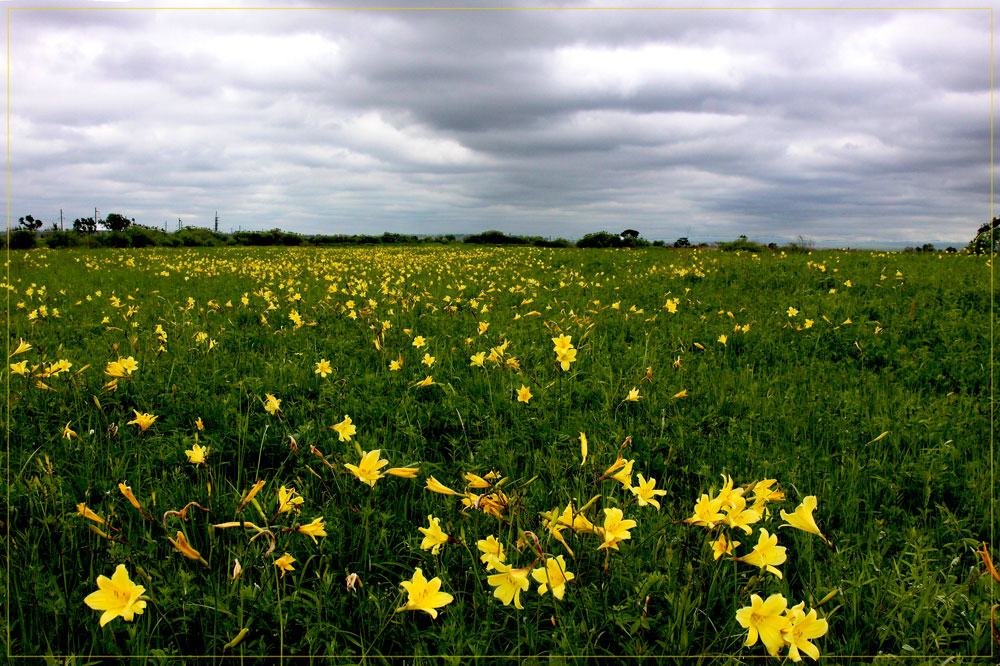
top-left (7, 1), bottom-right (991, 244)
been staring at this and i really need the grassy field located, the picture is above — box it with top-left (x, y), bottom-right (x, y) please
top-left (2, 245), bottom-right (995, 664)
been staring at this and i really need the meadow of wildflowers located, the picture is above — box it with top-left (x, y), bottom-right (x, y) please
top-left (3, 245), bottom-right (994, 662)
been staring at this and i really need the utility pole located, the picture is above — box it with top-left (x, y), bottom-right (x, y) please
top-left (215, 211), bottom-right (219, 233)
top-left (178, 218), bottom-right (182, 231)
top-left (60, 209), bottom-right (63, 230)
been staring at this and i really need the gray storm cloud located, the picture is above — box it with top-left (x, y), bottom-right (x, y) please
top-left (8, 3), bottom-right (990, 244)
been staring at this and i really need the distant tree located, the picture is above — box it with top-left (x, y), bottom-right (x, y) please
top-left (673, 237), bottom-right (691, 248)
top-left (101, 213), bottom-right (133, 232)
top-left (621, 229), bottom-right (640, 239)
top-left (73, 217), bottom-right (97, 234)
top-left (946, 246), bottom-right (957, 253)
top-left (921, 243), bottom-right (935, 253)
top-left (968, 217), bottom-right (999, 254)
top-left (18, 215), bottom-right (43, 231)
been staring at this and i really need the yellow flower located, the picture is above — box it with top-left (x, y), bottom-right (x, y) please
top-left (734, 528), bottom-right (787, 578)
top-left (555, 346), bottom-right (577, 371)
top-left (603, 457), bottom-right (634, 489)
top-left (128, 410), bottom-right (157, 432)
top-left (276, 485), bottom-right (304, 514)
top-left (464, 471), bottom-right (494, 489)
top-left (185, 443), bottom-right (209, 465)
top-left (314, 359), bottom-right (333, 377)
top-left (264, 393), bottom-right (281, 415)
top-left (478, 321), bottom-right (489, 335)
top-left (238, 479), bottom-right (266, 513)
top-left (167, 531), bottom-right (208, 565)
top-left (412, 336), bottom-right (426, 348)
top-left (389, 355), bottom-right (403, 371)
top-left (385, 465), bottom-right (420, 478)
top-left (344, 449), bottom-right (389, 487)
top-left (421, 353), bottom-right (435, 367)
top-left (274, 552), bottom-right (296, 578)
top-left (782, 602), bottom-right (829, 662)
top-left (104, 361), bottom-right (126, 378)
top-left (516, 385), bottom-right (532, 403)
top-left (779, 496), bottom-right (829, 544)
top-left (598, 507), bottom-right (637, 551)
top-left (717, 334), bottom-right (728, 346)
top-left (418, 514), bottom-right (449, 555)
top-left (710, 532), bottom-right (739, 560)
top-left (625, 387), bottom-right (641, 402)
top-left (414, 375), bottom-right (435, 387)
top-left (425, 476), bottom-right (462, 496)
top-left (477, 535), bottom-right (506, 569)
top-left (724, 493), bottom-right (762, 535)
top-left (470, 351), bottom-right (486, 367)
top-left (787, 306), bottom-right (799, 317)
top-left (750, 479), bottom-right (784, 505)
top-left (62, 422), bottom-right (78, 439)
top-left (195, 417), bottom-right (204, 431)
top-left (83, 564), bottom-right (147, 627)
top-left (579, 432), bottom-right (588, 466)
top-left (683, 493), bottom-right (725, 527)
top-left (735, 593), bottom-right (791, 657)
top-left (332, 415), bottom-right (357, 441)
top-left (486, 557), bottom-right (531, 609)
top-left (76, 502), bottom-right (106, 525)
top-left (551, 334), bottom-right (573, 352)
top-left (396, 568), bottom-right (454, 618)
top-left (297, 517), bottom-right (327, 544)
top-left (10, 339), bottom-right (32, 356)
top-left (531, 555), bottom-right (575, 600)
top-left (9, 360), bottom-right (29, 376)
top-left (672, 388), bottom-right (688, 399)
top-left (630, 474), bottom-right (666, 510)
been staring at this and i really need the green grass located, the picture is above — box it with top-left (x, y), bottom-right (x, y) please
top-left (2, 245), bottom-right (995, 663)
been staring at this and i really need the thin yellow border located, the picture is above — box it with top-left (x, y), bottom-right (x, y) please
top-left (4, 5), bottom-right (995, 662)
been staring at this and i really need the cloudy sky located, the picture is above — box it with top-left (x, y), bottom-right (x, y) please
top-left (7, 1), bottom-right (991, 244)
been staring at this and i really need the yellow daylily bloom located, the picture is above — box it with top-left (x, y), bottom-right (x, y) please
top-left (168, 531), bottom-right (207, 565)
top-left (735, 593), bottom-right (791, 657)
top-left (332, 415), bottom-right (357, 441)
top-left (344, 449), bottom-right (388, 487)
top-left (83, 564), bottom-right (147, 627)
top-left (297, 517), bottom-right (327, 544)
top-left (733, 528), bottom-right (787, 578)
top-left (782, 602), bottom-right (829, 662)
top-left (396, 568), bottom-right (454, 618)
top-left (185, 443), bottom-right (209, 465)
top-left (531, 555), bottom-right (575, 600)
top-left (385, 466), bottom-right (420, 478)
top-left (76, 502), bottom-right (106, 525)
top-left (276, 485), bottom-right (304, 514)
top-left (630, 474), bottom-right (666, 510)
top-left (486, 557), bottom-right (531, 609)
top-left (128, 410), bottom-right (157, 432)
top-left (779, 496), bottom-right (829, 544)
top-left (476, 535), bottom-right (506, 569)
top-left (710, 532), bottom-right (739, 560)
top-left (425, 476), bottom-right (462, 496)
top-left (418, 515), bottom-right (449, 555)
top-left (273, 552), bottom-right (296, 578)
top-left (597, 507), bottom-right (637, 551)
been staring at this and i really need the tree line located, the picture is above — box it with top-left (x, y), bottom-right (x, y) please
top-left (6, 212), bottom-right (993, 253)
